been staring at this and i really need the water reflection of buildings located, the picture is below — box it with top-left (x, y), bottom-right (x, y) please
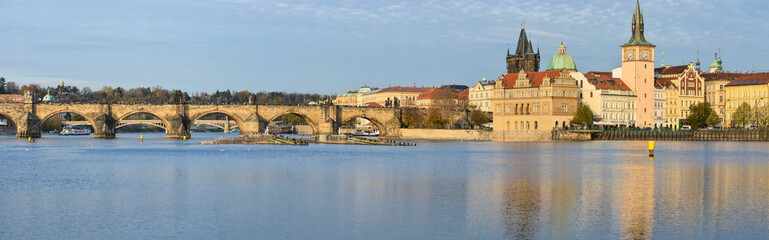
top-left (620, 158), bottom-right (655, 240)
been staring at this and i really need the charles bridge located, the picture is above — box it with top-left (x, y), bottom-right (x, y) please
top-left (0, 94), bottom-right (470, 139)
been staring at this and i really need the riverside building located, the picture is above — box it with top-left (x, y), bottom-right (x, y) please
top-left (724, 73), bottom-right (769, 126)
top-left (703, 72), bottom-right (744, 125)
top-left (581, 72), bottom-right (637, 127)
top-left (468, 76), bottom-right (496, 112)
top-left (655, 63), bottom-right (705, 128)
top-left (492, 69), bottom-right (580, 132)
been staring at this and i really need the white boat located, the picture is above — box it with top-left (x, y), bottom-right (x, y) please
top-left (351, 129), bottom-right (379, 137)
top-left (60, 126), bottom-right (92, 135)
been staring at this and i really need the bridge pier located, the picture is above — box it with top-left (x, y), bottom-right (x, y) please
top-left (15, 113), bottom-right (41, 138)
top-left (165, 114), bottom-right (191, 139)
top-left (92, 114), bottom-right (117, 138)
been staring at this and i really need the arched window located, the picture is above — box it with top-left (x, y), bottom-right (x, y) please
top-left (520, 121), bottom-right (524, 130)
top-left (555, 121), bottom-right (559, 129)
top-left (534, 121), bottom-right (538, 130)
top-left (514, 121), bottom-right (518, 130)
top-left (506, 121), bottom-right (510, 130)
top-left (526, 121), bottom-right (530, 130)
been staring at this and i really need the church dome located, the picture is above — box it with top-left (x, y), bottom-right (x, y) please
top-left (710, 58), bottom-right (719, 68)
top-left (546, 42), bottom-right (577, 71)
top-left (42, 90), bottom-right (54, 102)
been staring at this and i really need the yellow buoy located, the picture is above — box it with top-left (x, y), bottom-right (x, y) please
top-left (28, 136), bottom-right (31, 143)
top-left (648, 141), bottom-right (655, 156)
top-left (140, 135), bottom-right (144, 142)
top-left (183, 136), bottom-right (187, 141)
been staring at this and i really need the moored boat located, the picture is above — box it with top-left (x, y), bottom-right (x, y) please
top-left (60, 126), bottom-right (92, 135)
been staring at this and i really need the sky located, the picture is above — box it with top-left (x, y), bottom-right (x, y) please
top-left (0, 0), bottom-right (767, 94)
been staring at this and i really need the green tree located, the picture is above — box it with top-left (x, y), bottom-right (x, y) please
top-left (279, 114), bottom-right (306, 124)
top-left (733, 102), bottom-right (753, 127)
top-left (0, 77), bottom-right (5, 94)
top-left (425, 108), bottom-right (449, 129)
top-left (686, 102), bottom-right (714, 129)
top-left (570, 104), bottom-right (595, 126)
top-left (706, 110), bottom-right (721, 127)
top-left (41, 116), bottom-right (64, 132)
top-left (755, 105), bottom-right (769, 127)
top-left (401, 107), bottom-right (424, 128)
top-left (469, 111), bottom-right (490, 129)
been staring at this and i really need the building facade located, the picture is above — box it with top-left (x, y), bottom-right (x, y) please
top-left (333, 85), bottom-right (373, 106)
top-left (653, 80), bottom-right (666, 127)
top-left (620, 0), bottom-right (656, 127)
top-left (468, 76), bottom-right (496, 112)
top-left (725, 73), bottom-right (769, 126)
top-left (581, 72), bottom-right (637, 126)
top-left (357, 86), bottom-right (431, 107)
top-left (492, 69), bottom-right (580, 132)
top-left (703, 72), bottom-right (743, 125)
top-left (655, 64), bottom-right (704, 128)
top-left (416, 88), bottom-right (468, 110)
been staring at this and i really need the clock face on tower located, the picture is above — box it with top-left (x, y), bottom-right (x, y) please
top-left (627, 51), bottom-right (633, 61)
top-left (642, 52), bottom-right (649, 60)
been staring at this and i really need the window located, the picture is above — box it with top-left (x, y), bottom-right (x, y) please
top-left (497, 106), bottom-right (501, 112)
top-left (562, 104), bottom-right (567, 112)
top-left (534, 121), bottom-right (538, 130)
top-left (505, 105), bottom-right (511, 113)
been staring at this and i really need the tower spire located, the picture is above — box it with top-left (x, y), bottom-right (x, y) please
top-left (696, 49), bottom-right (701, 71)
top-left (623, 0), bottom-right (654, 47)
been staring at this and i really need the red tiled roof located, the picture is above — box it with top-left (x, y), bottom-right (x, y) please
top-left (590, 75), bottom-right (632, 91)
top-left (585, 71), bottom-right (612, 78)
top-left (364, 102), bottom-right (383, 107)
top-left (417, 88), bottom-right (462, 100)
top-left (377, 86), bottom-right (432, 93)
top-left (457, 89), bottom-right (469, 100)
top-left (659, 65), bottom-right (688, 75)
top-left (655, 78), bottom-right (676, 88)
top-left (726, 73), bottom-right (769, 86)
top-left (701, 72), bottom-right (744, 82)
top-left (501, 70), bottom-right (562, 89)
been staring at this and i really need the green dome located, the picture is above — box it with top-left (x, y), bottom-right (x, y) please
top-left (42, 90), bottom-right (54, 102)
top-left (546, 53), bottom-right (577, 71)
top-left (710, 58), bottom-right (719, 68)
top-left (546, 42), bottom-right (577, 71)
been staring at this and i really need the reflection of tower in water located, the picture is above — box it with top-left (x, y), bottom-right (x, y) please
top-left (502, 162), bottom-right (541, 239)
top-left (620, 159), bottom-right (655, 240)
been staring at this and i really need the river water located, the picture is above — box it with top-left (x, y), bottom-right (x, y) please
top-left (1, 133), bottom-right (767, 239)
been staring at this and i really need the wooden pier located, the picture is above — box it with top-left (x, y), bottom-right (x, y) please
top-left (594, 129), bottom-right (769, 141)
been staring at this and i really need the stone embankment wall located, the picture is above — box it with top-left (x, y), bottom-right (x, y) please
top-left (396, 129), bottom-right (493, 141)
top-left (394, 129), bottom-right (591, 141)
top-left (294, 125), bottom-right (313, 135)
top-left (494, 130), bottom-right (555, 141)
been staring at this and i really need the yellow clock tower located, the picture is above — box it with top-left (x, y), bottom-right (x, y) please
top-left (621, 0), bottom-right (655, 127)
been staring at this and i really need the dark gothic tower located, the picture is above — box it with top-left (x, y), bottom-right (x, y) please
top-left (506, 27), bottom-right (541, 73)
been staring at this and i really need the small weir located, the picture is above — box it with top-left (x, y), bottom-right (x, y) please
top-left (201, 134), bottom-right (414, 146)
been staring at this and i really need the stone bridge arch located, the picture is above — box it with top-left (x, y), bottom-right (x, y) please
top-left (35, 104), bottom-right (115, 138)
top-left (111, 105), bottom-right (189, 139)
top-left (189, 110), bottom-right (246, 133)
top-left (339, 115), bottom-right (389, 136)
top-left (186, 105), bottom-right (261, 136)
top-left (257, 106), bottom-right (335, 135)
top-left (338, 107), bottom-right (403, 137)
top-left (263, 111), bottom-right (319, 135)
